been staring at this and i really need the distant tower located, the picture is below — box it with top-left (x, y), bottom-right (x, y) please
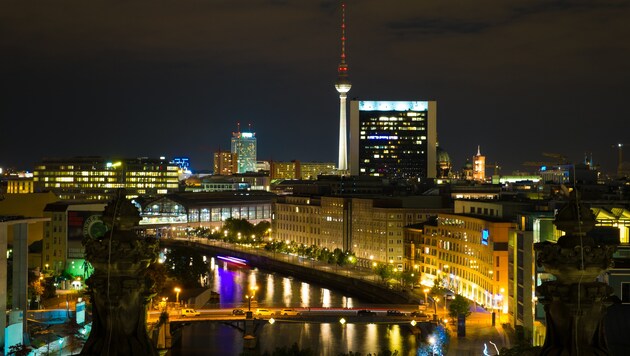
top-left (231, 123), bottom-right (257, 173)
top-left (473, 145), bottom-right (486, 181)
top-left (335, 3), bottom-right (351, 172)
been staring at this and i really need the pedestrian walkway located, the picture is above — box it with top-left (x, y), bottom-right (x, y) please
top-left (446, 309), bottom-right (510, 356)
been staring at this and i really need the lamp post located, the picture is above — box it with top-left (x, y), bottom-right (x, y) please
top-left (247, 286), bottom-right (258, 311)
top-left (372, 262), bottom-right (377, 282)
top-left (423, 288), bottom-right (430, 307)
top-left (174, 287), bottom-right (181, 305)
top-left (433, 297), bottom-right (439, 317)
top-left (245, 286), bottom-right (258, 319)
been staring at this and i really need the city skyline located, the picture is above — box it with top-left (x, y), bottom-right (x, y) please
top-left (2, 1), bottom-right (629, 174)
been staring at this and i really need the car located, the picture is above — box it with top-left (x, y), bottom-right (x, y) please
top-left (255, 308), bottom-right (275, 316)
top-left (181, 308), bottom-right (200, 317)
top-left (357, 309), bottom-right (377, 316)
top-left (278, 308), bottom-right (301, 316)
top-left (232, 308), bottom-right (246, 316)
top-left (386, 310), bottom-right (405, 316)
top-left (410, 311), bottom-right (430, 319)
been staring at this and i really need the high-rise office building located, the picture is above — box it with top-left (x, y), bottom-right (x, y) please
top-left (349, 100), bottom-right (437, 179)
top-left (231, 129), bottom-right (257, 173)
top-left (335, 3), bottom-right (351, 172)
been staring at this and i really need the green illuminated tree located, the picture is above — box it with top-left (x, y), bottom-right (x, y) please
top-left (373, 264), bottom-right (396, 283)
top-left (448, 294), bottom-right (472, 319)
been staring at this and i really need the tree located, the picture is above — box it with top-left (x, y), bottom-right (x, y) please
top-left (146, 261), bottom-right (168, 295)
top-left (42, 277), bottom-right (57, 299)
top-left (223, 218), bottom-right (255, 238)
top-left (28, 279), bottom-right (45, 309)
top-left (448, 294), bottom-right (472, 319)
top-left (163, 245), bottom-right (209, 288)
top-left (333, 248), bottom-right (345, 266)
top-left (373, 264), bottom-right (396, 283)
top-left (399, 270), bottom-right (417, 289)
top-left (253, 220), bottom-right (271, 238)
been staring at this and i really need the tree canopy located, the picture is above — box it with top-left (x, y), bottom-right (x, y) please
top-left (448, 294), bottom-right (472, 319)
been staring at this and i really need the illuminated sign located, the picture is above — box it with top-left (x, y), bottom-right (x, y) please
top-left (359, 101), bottom-right (429, 112)
top-left (366, 135), bottom-right (398, 140)
top-left (241, 132), bottom-right (254, 138)
top-left (482, 229), bottom-right (489, 246)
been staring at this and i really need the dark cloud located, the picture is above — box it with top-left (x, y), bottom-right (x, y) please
top-left (387, 19), bottom-right (489, 35)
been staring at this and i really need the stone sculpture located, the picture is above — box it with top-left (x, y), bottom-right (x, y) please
top-left (81, 190), bottom-right (158, 355)
top-left (535, 192), bottom-right (617, 355)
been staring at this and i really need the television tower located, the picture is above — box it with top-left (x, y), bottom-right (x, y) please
top-left (335, 3), bottom-right (351, 172)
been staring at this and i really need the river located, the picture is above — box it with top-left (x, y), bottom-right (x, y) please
top-left (169, 258), bottom-right (422, 355)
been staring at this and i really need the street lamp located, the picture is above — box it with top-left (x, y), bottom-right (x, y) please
top-left (433, 297), bottom-right (439, 317)
top-left (245, 286), bottom-right (258, 312)
top-left (174, 287), bottom-right (181, 304)
top-left (423, 288), bottom-right (430, 307)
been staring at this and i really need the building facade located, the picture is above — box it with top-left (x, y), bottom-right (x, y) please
top-left (270, 161), bottom-right (301, 180)
top-left (349, 100), bottom-right (437, 180)
top-left (405, 213), bottom-right (514, 309)
top-left (213, 151), bottom-right (238, 176)
top-left (231, 131), bottom-right (257, 173)
top-left (42, 201), bottom-right (107, 277)
top-left (273, 194), bottom-right (447, 269)
top-left (270, 161), bottom-right (336, 180)
top-left (33, 157), bottom-right (179, 200)
top-left (139, 191), bottom-right (275, 237)
top-left (6, 177), bottom-right (34, 194)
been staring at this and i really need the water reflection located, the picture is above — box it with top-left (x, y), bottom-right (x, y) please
top-left (282, 277), bottom-right (292, 306)
top-left (176, 263), bottom-right (419, 355)
top-left (300, 282), bottom-right (310, 307)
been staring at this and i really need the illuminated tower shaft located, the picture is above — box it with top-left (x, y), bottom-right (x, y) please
top-left (337, 89), bottom-right (350, 171)
top-left (335, 3), bottom-right (351, 171)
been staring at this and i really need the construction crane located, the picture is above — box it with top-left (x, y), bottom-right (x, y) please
top-left (522, 152), bottom-right (568, 169)
top-left (542, 152), bottom-right (568, 165)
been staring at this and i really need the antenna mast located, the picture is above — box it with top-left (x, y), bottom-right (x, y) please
top-left (338, 3), bottom-right (349, 78)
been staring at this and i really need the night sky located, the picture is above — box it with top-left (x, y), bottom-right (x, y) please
top-left (2, 1), bottom-right (629, 175)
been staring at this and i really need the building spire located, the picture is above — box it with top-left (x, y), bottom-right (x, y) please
top-left (337, 3), bottom-right (349, 80)
top-left (477, 145), bottom-right (481, 156)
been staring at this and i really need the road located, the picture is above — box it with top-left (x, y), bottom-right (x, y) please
top-left (148, 307), bottom-right (433, 325)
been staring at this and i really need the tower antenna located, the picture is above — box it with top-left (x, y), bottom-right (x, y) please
top-left (335, 3), bottom-right (351, 172)
top-left (338, 3), bottom-right (349, 78)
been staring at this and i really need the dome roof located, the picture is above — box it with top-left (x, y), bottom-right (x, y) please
top-left (436, 146), bottom-right (451, 163)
